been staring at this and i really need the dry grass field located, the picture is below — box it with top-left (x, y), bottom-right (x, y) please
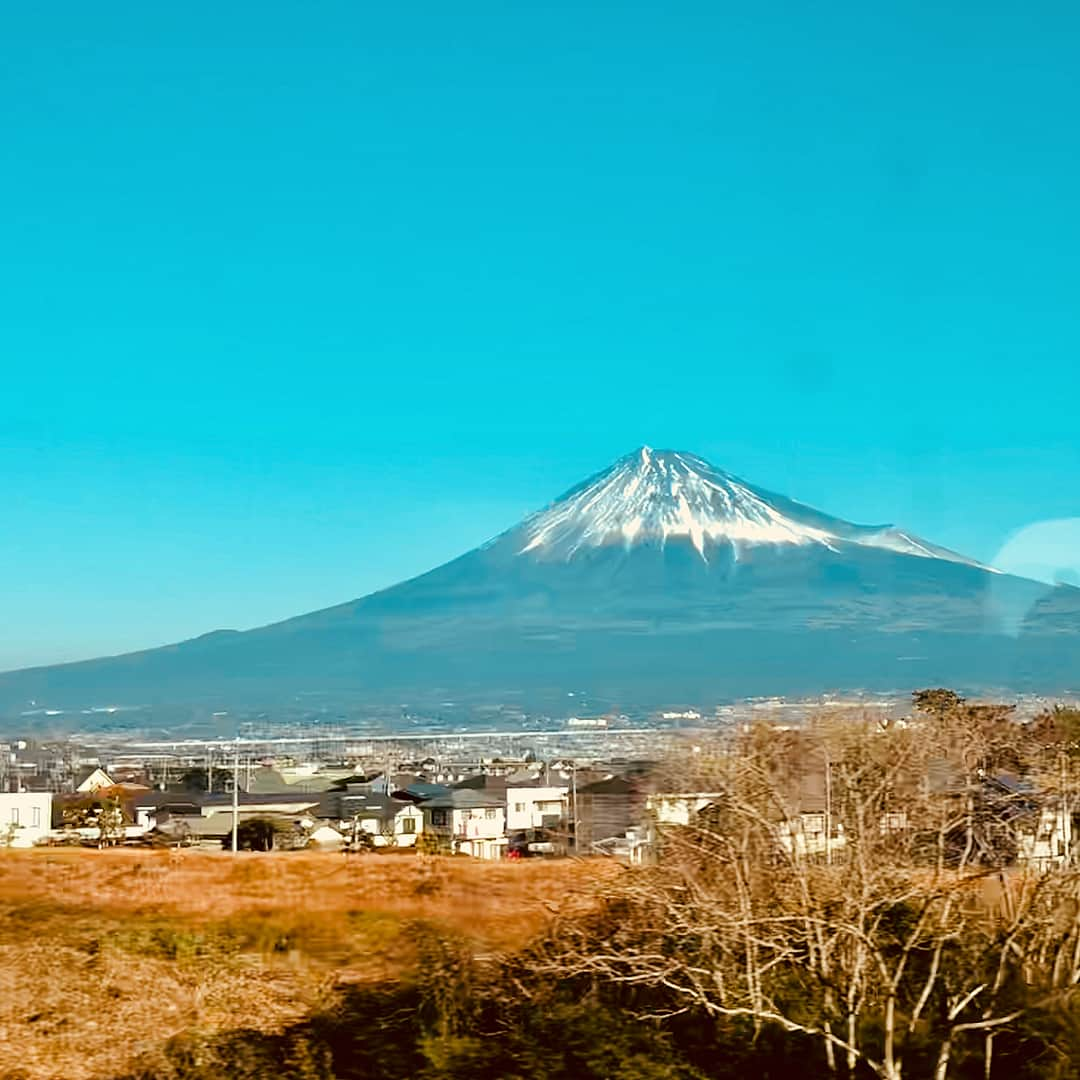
top-left (0, 849), bottom-right (614, 1080)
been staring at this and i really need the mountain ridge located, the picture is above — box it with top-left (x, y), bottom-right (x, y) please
top-left (1, 447), bottom-right (1077, 717)
top-left (512, 446), bottom-right (988, 569)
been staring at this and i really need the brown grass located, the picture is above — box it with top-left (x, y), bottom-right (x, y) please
top-left (0, 849), bottom-right (614, 1080)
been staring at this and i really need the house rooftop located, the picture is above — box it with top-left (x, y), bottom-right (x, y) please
top-left (419, 789), bottom-right (506, 810)
top-left (157, 810), bottom-right (307, 839)
top-left (452, 774), bottom-right (509, 795)
top-left (577, 775), bottom-right (639, 796)
top-left (138, 790), bottom-right (321, 810)
top-left (319, 790), bottom-right (412, 821)
top-left (393, 782), bottom-right (452, 802)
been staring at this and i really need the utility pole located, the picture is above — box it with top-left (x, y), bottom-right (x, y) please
top-left (207, 747), bottom-right (213, 794)
top-left (1062, 751), bottom-right (1072, 867)
top-left (231, 737), bottom-right (240, 854)
top-left (824, 747), bottom-right (833, 866)
top-left (570, 762), bottom-right (577, 854)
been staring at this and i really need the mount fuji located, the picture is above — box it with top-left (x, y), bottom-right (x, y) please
top-left (516, 447), bottom-right (987, 567)
top-left (2, 447), bottom-right (1078, 719)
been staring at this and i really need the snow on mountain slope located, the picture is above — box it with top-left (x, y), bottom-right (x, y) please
top-left (517, 446), bottom-right (990, 570)
top-left (4, 444), bottom-right (1077, 719)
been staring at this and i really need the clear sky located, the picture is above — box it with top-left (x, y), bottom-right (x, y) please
top-left (2, 2), bottom-right (1079, 670)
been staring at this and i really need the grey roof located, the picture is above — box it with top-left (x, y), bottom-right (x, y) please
top-left (505, 774), bottom-right (568, 791)
top-left (504, 769), bottom-right (546, 786)
top-left (317, 789), bottom-right (417, 821)
top-left (577, 775), bottom-right (638, 796)
top-left (452, 774), bottom-right (509, 796)
top-left (203, 791), bottom-right (321, 808)
top-left (329, 771), bottom-right (419, 792)
top-left (280, 775), bottom-right (340, 793)
top-left (394, 782), bottom-right (451, 802)
top-left (139, 790), bottom-right (321, 809)
top-left (158, 810), bottom-right (307, 838)
top-left (420, 789), bottom-right (506, 810)
top-left (341, 791), bottom-right (396, 810)
top-left (989, 772), bottom-right (1034, 795)
top-left (328, 773), bottom-right (381, 789)
top-left (246, 767), bottom-right (292, 794)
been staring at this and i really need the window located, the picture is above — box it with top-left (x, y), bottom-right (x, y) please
top-left (10, 807), bottom-right (18, 825)
top-left (485, 809), bottom-right (496, 820)
top-left (401, 816), bottom-right (416, 834)
top-left (514, 802), bottom-right (526, 813)
top-left (32, 806), bottom-right (41, 828)
top-left (431, 809), bottom-right (448, 827)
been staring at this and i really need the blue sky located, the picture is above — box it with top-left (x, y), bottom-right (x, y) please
top-left (2, 2), bottom-right (1079, 669)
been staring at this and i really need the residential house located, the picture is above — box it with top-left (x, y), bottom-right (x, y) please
top-left (307, 823), bottom-right (347, 849)
top-left (419, 789), bottom-right (506, 859)
top-left (157, 810), bottom-right (312, 849)
top-left (924, 765), bottom-right (1039, 867)
top-left (0, 792), bottom-right (53, 847)
top-left (55, 788), bottom-right (149, 845)
top-left (507, 784), bottom-right (569, 832)
top-left (506, 782), bottom-right (570, 855)
top-left (648, 792), bottom-right (724, 827)
top-left (319, 788), bottom-right (423, 847)
top-left (277, 763), bottom-right (356, 791)
top-left (144, 790), bottom-right (323, 848)
top-left (147, 791), bottom-right (323, 820)
top-left (75, 767), bottom-right (115, 793)
top-left (983, 774), bottom-right (1074, 870)
top-left (574, 774), bottom-right (651, 852)
top-left (245, 767), bottom-right (296, 794)
top-left (392, 781), bottom-right (452, 804)
top-left (592, 824), bottom-right (653, 865)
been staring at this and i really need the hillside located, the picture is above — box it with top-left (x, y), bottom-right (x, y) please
top-left (2, 447), bottom-right (1078, 718)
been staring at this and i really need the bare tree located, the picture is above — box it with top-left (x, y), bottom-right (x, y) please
top-left (377, 812), bottom-right (401, 848)
top-left (95, 799), bottom-right (125, 848)
top-left (532, 703), bottom-right (1080, 1080)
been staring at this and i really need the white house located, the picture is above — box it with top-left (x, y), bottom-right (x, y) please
top-left (0, 792), bottom-right (53, 847)
top-left (647, 792), bottom-right (724, 827)
top-left (326, 788), bottom-right (425, 847)
top-left (1016, 804), bottom-right (1072, 869)
top-left (349, 802), bottom-right (424, 847)
top-left (420, 789), bottom-right (506, 859)
top-left (506, 785), bottom-right (569, 833)
top-left (76, 767), bottom-right (115, 793)
top-left (779, 812), bottom-right (847, 859)
top-left (645, 792), bottom-right (848, 861)
top-left (593, 825), bottom-right (653, 865)
top-left (306, 823), bottom-right (347, 849)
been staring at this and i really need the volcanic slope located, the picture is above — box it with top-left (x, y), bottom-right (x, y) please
top-left (2, 447), bottom-right (1078, 715)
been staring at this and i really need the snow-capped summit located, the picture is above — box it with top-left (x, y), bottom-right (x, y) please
top-left (517, 446), bottom-right (987, 569)
top-left (3, 442), bottom-right (1076, 717)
